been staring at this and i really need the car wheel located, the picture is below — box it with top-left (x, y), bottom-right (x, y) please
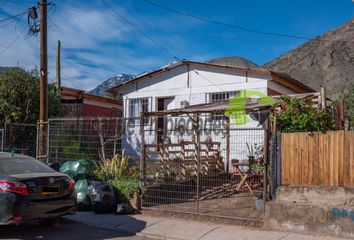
top-left (39, 219), bottom-right (57, 227)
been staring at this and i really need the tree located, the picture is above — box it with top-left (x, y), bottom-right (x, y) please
top-left (0, 68), bottom-right (66, 126)
top-left (342, 83), bottom-right (354, 130)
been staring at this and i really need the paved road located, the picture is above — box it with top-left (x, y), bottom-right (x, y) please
top-left (0, 218), bottom-right (152, 240)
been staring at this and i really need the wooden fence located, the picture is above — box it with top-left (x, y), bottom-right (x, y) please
top-left (281, 131), bottom-right (354, 187)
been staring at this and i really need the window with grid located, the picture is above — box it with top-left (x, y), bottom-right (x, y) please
top-left (208, 91), bottom-right (238, 103)
top-left (127, 98), bottom-right (150, 125)
top-left (207, 91), bottom-right (239, 120)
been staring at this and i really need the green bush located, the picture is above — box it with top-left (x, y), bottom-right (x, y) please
top-left (272, 96), bottom-right (335, 133)
top-left (107, 177), bottom-right (140, 200)
top-left (93, 152), bottom-right (143, 200)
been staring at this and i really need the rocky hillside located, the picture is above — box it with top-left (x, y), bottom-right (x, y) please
top-left (89, 73), bottom-right (135, 96)
top-left (207, 56), bottom-right (259, 68)
top-left (0, 66), bottom-right (18, 75)
top-left (264, 19), bottom-right (354, 98)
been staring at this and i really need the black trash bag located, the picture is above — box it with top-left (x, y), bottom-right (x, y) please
top-left (75, 180), bottom-right (92, 211)
top-left (116, 202), bottom-right (136, 215)
top-left (48, 162), bottom-right (61, 171)
top-left (0, 192), bottom-right (16, 224)
top-left (88, 181), bottom-right (117, 214)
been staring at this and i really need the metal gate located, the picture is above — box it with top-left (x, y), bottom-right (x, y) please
top-left (140, 111), bottom-right (268, 222)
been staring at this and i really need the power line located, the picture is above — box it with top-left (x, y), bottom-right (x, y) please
top-left (0, 26), bottom-right (27, 56)
top-left (0, 10), bottom-right (27, 23)
top-left (99, 0), bottom-right (182, 61)
top-left (142, 0), bottom-right (353, 44)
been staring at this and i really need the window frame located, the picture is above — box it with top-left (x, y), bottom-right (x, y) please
top-left (126, 97), bottom-right (151, 125)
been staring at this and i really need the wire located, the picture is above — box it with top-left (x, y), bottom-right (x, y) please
top-left (0, 26), bottom-right (27, 55)
top-left (99, 0), bottom-right (182, 61)
top-left (142, 0), bottom-right (353, 44)
top-left (0, 10), bottom-right (27, 23)
top-left (0, 12), bottom-right (24, 28)
top-left (193, 69), bottom-right (225, 92)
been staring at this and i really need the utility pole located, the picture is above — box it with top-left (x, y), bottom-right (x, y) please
top-left (39, 0), bottom-right (48, 162)
top-left (56, 40), bottom-right (61, 92)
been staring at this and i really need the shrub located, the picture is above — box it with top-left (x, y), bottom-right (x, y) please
top-left (93, 151), bottom-right (143, 200)
top-left (107, 177), bottom-right (140, 200)
top-left (272, 96), bottom-right (335, 133)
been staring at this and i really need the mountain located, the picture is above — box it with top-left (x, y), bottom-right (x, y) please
top-left (207, 56), bottom-right (259, 69)
top-left (89, 73), bottom-right (135, 96)
top-left (0, 66), bottom-right (19, 75)
top-left (263, 19), bottom-right (354, 98)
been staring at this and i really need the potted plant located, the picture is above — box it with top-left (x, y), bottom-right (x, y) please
top-left (246, 142), bottom-right (255, 166)
top-left (251, 143), bottom-right (264, 175)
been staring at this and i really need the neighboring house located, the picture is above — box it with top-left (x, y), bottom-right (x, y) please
top-left (60, 87), bottom-right (122, 118)
top-left (107, 60), bottom-right (314, 158)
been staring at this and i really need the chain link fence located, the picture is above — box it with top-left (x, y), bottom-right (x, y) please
top-left (141, 111), bottom-right (267, 221)
top-left (47, 117), bottom-right (138, 164)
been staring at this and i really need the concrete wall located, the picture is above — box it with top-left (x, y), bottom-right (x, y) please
top-left (265, 186), bottom-right (354, 239)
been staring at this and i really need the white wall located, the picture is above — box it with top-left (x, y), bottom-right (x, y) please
top-left (120, 63), bottom-right (272, 113)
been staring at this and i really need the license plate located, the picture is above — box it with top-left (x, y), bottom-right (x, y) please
top-left (42, 186), bottom-right (60, 195)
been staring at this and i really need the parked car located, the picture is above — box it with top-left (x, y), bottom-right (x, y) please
top-left (0, 152), bottom-right (76, 226)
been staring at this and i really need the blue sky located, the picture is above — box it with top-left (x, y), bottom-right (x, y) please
top-left (0, 0), bottom-right (353, 91)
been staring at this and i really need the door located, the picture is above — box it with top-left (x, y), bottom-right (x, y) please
top-left (157, 97), bottom-right (174, 144)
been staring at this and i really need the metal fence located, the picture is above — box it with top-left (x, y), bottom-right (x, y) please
top-left (140, 112), bottom-right (267, 222)
top-left (0, 118), bottom-right (141, 164)
top-left (269, 131), bottom-right (281, 200)
top-left (1, 123), bottom-right (37, 157)
top-left (47, 118), bottom-right (122, 163)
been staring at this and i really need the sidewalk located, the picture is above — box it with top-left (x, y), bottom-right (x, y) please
top-left (65, 212), bottom-right (348, 240)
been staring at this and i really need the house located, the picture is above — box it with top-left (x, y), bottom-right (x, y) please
top-left (60, 87), bottom-right (122, 118)
top-left (107, 59), bottom-right (314, 159)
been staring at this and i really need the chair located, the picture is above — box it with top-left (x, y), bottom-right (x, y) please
top-left (231, 159), bottom-right (253, 194)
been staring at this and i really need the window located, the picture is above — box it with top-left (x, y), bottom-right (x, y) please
top-left (208, 91), bottom-right (239, 103)
top-left (127, 98), bottom-right (150, 125)
top-left (207, 91), bottom-right (239, 120)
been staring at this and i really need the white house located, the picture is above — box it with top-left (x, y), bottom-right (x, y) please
top-left (108, 59), bottom-right (314, 161)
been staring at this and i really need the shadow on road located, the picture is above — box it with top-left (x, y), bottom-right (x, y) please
top-left (0, 216), bottom-right (147, 240)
